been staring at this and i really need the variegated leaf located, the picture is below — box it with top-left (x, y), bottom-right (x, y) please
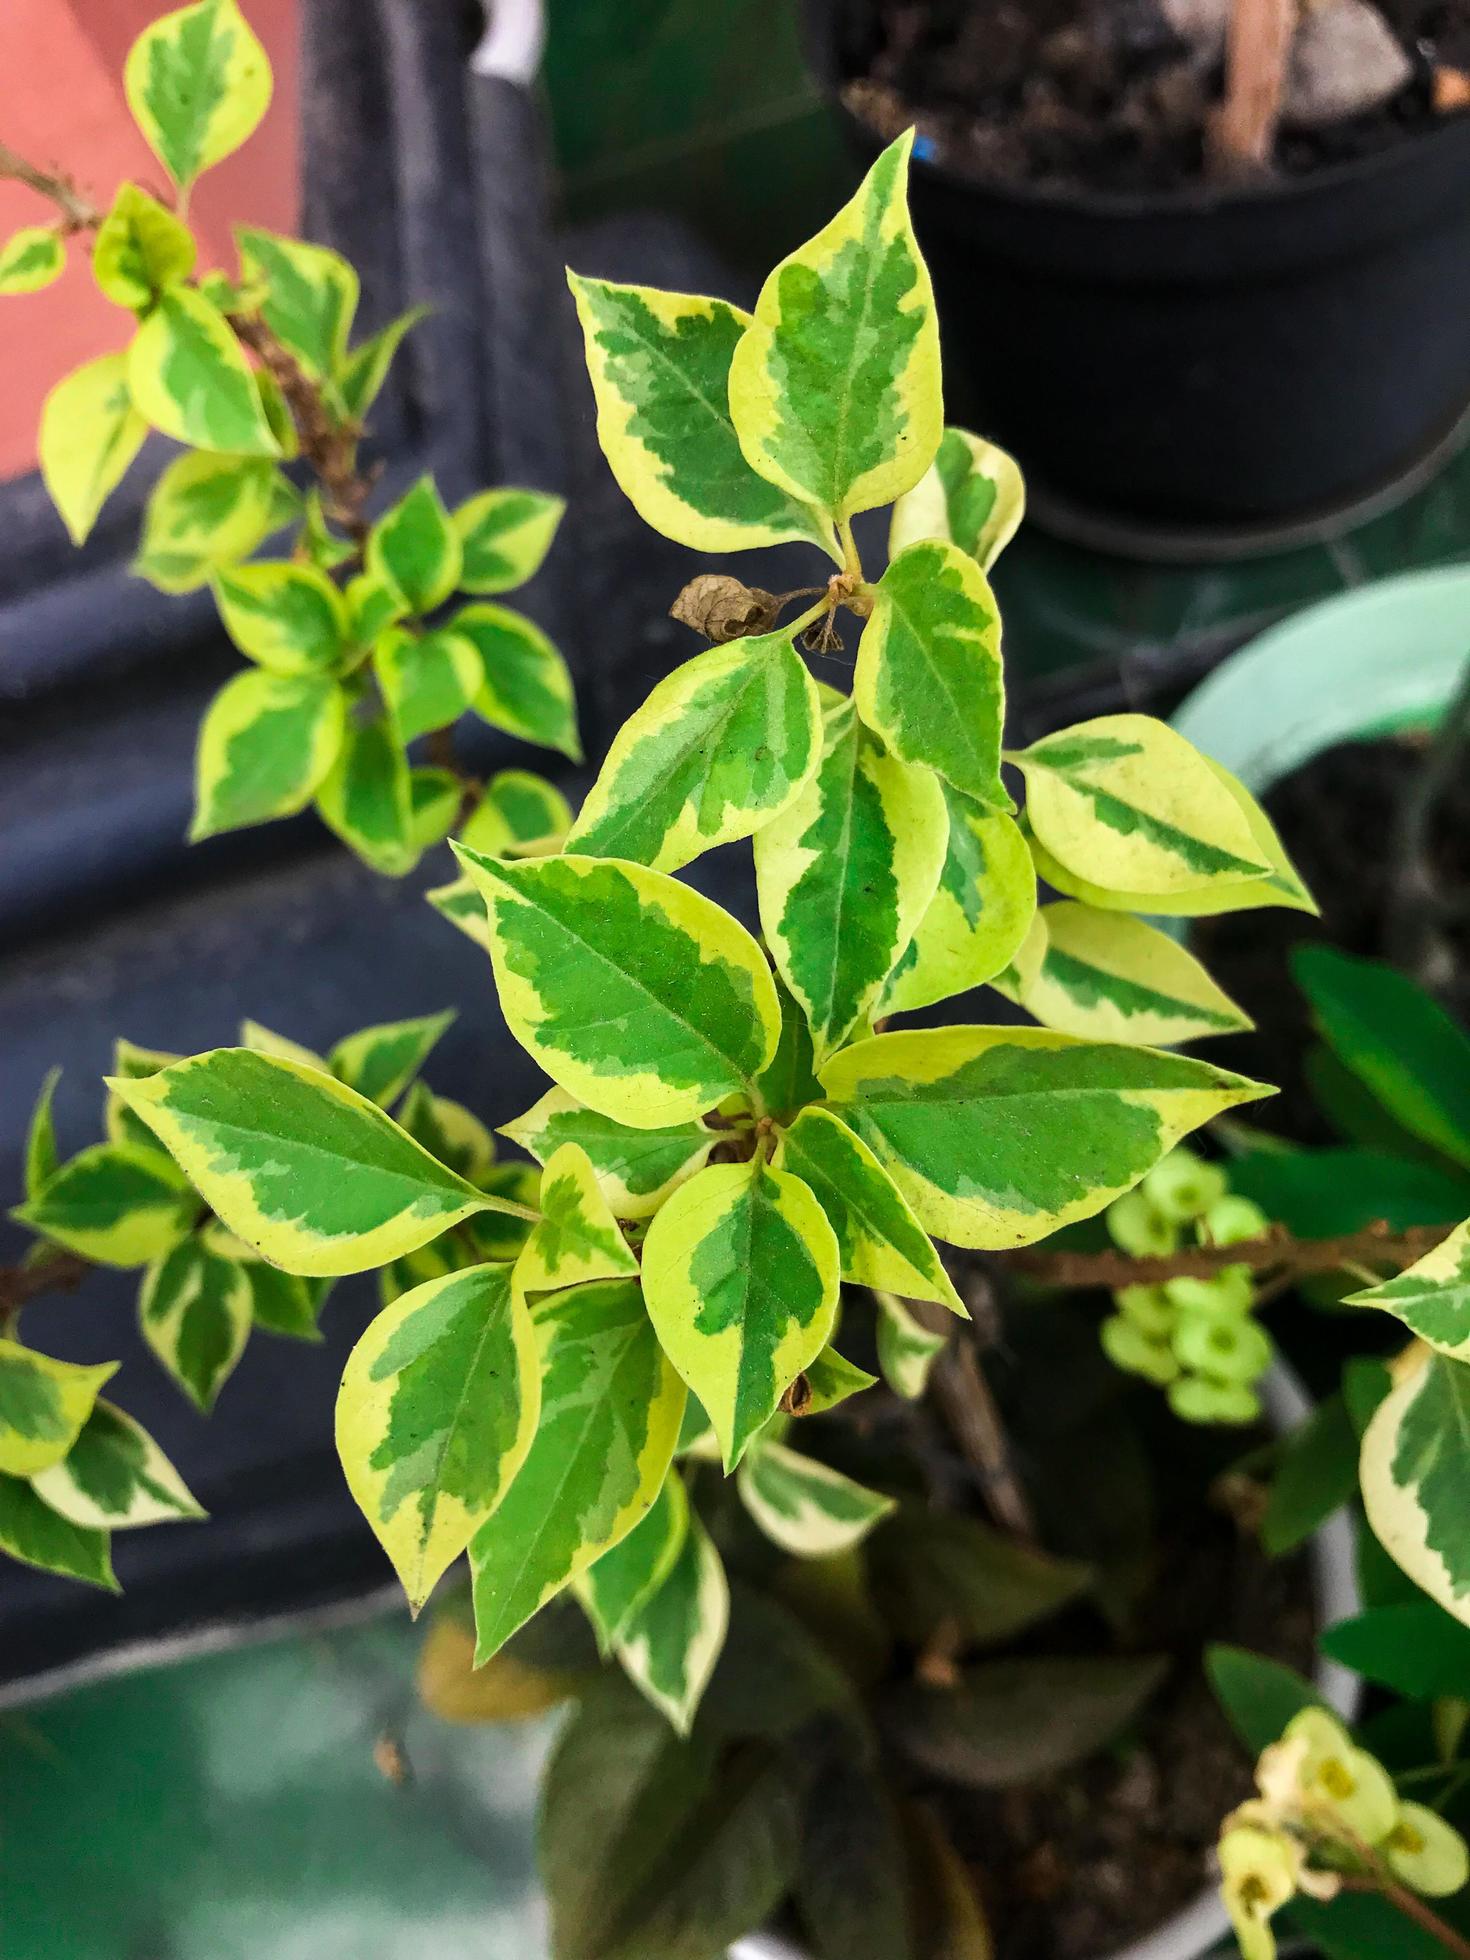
top-left (0, 1341), bottom-right (117, 1477)
top-left (346, 569), bottom-right (408, 645)
top-left (24, 1067), bottom-right (61, 1204)
top-left (338, 305), bottom-right (429, 422)
top-left (453, 845), bottom-right (781, 1128)
top-left (238, 1020), bottom-right (325, 1070)
top-left (328, 1009), bottom-right (455, 1108)
top-left (92, 184), bottom-right (195, 309)
top-left (470, 1278), bottom-right (686, 1659)
top-left (0, 226), bottom-right (65, 295)
top-left (375, 627), bottom-right (482, 744)
top-left (615, 1511), bottom-right (729, 1735)
top-left (336, 1261), bottom-right (539, 1611)
top-left (454, 488), bottom-right (563, 595)
top-left (881, 794), bottom-right (1035, 1018)
top-left (874, 1290), bottom-right (947, 1400)
top-left (1001, 902), bottom-right (1252, 1046)
top-left (39, 353), bottom-right (148, 545)
top-left (409, 769), bottom-right (463, 851)
top-left (397, 1081), bottom-right (497, 1184)
top-left (1348, 1222), bottom-right (1470, 1362)
top-left (1361, 1350), bottom-right (1470, 1629)
top-left (367, 476), bottom-right (461, 615)
top-left (108, 1048), bottom-right (533, 1276)
top-left (315, 708), bottom-right (416, 875)
top-left (567, 272), bottom-right (835, 557)
top-left (820, 1028), bottom-right (1270, 1250)
top-left (458, 770), bottom-right (573, 860)
top-left (0, 1475), bottom-right (116, 1590)
top-left (516, 1144), bottom-right (639, 1292)
top-left (578, 1469), bottom-right (690, 1651)
top-left (641, 1159), bottom-right (840, 1469)
top-left (235, 1249), bottom-right (324, 1342)
top-left (775, 1106), bottom-right (961, 1312)
top-left (192, 670), bottom-right (346, 839)
top-left (737, 1441), bottom-right (895, 1557)
top-left (500, 1089), bottom-right (714, 1219)
top-left (890, 426), bottom-right (1026, 572)
top-left (237, 227), bottom-right (358, 379)
top-left (139, 1234), bottom-right (253, 1410)
top-left (1014, 716), bottom-right (1273, 900)
top-left (136, 450), bottom-right (279, 592)
top-left (31, 1399), bottom-right (204, 1530)
top-left (568, 630), bottom-right (821, 872)
top-left (128, 286), bottom-right (280, 455)
top-left (106, 1038), bottom-right (182, 1152)
top-left (455, 603), bottom-right (581, 761)
top-left (753, 974), bottom-right (824, 1122)
top-left (855, 539), bottom-right (1007, 809)
top-left (124, 0), bottom-right (272, 197)
top-left (801, 1345), bottom-right (877, 1412)
top-left (755, 691), bottom-right (947, 1061)
top-left (728, 130), bottom-right (940, 524)
top-left (12, 1141), bottom-right (193, 1268)
top-left (213, 560), bottom-right (350, 673)
top-left (427, 876), bottom-right (493, 952)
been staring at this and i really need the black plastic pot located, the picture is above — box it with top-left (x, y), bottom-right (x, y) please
top-left (804, 0), bottom-right (1470, 554)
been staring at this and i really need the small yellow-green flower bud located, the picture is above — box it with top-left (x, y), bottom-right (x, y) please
top-left (1115, 1283), bottom-right (1175, 1338)
top-left (1168, 1374), bottom-right (1262, 1425)
top-left (1172, 1312), bottom-right (1272, 1385)
top-left (1143, 1148), bottom-right (1229, 1223)
top-left (1202, 1195), bottom-right (1271, 1246)
top-left (1383, 1802), bottom-right (1470, 1897)
top-left (1100, 1314), bottom-right (1180, 1387)
top-left (1279, 1710), bottom-right (1399, 1846)
top-left (1164, 1267), bottom-right (1255, 1318)
top-left (1218, 1821), bottom-right (1298, 1960)
top-left (1107, 1189), bottom-right (1178, 1258)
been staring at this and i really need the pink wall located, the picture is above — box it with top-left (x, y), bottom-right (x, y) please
top-left (0, 0), bottom-right (299, 482)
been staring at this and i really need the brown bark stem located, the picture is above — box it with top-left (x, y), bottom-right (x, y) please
top-left (0, 1251), bottom-right (91, 1339)
top-left (932, 1337), bottom-right (1040, 1545)
top-left (1337, 1871), bottom-right (1470, 1959)
top-left (0, 141), bottom-right (102, 231)
top-left (1007, 1220), bottom-right (1454, 1291)
top-left (1212, 0), bottom-right (1297, 172)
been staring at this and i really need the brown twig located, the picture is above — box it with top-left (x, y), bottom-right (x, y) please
top-left (913, 1278), bottom-right (1040, 1546)
top-left (1211, 0), bottom-right (1297, 173)
top-left (226, 311), bottom-right (373, 541)
top-left (0, 1251), bottom-right (91, 1339)
top-left (0, 141), bottom-right (102, 232)
top-left (1337, 1867), bottom-right (1470, 1959)
top-left (1006, 1220), bottom-right (1454, 1291)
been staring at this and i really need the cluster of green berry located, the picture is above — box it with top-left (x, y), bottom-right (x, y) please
top-left (1100, 1149), bottom-right (1272, 1424)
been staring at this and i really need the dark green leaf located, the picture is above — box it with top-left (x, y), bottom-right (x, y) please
top-left (885, 1654), bottom-right (1167, 1788)
top-left (1206, 1643), bottom-right (1321, 1754)
top-left (1262, 1394), bottom-right (1359, 1556)
top-left (1320, 1602), bottom-right (1470, 1701)
top-left (867, 1507), bottom-right (1090, 1647)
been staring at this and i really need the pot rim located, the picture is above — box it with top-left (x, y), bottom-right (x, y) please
top-left (801, 0), bottom-right (1470, 225)
top-left (733, 1354), bottom-right (1362, 1960)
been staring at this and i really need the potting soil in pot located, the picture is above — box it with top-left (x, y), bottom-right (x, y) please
top-left (836, 0), bottom-right (1470, 191)
top-left (812, 1283), bottom-right (1317, 1960)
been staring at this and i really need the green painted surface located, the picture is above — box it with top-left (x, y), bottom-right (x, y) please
top-left (0, 1614), bottom-right (554, 1959)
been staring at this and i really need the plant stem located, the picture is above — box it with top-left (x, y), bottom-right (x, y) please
top-left (1212, 0), bottom-right (1297, 173)
top-left (912, 1287), bottom-right (1040, 1545)
top-left (0, 141), bottom-right (102, 231)
top-left (0, 1250), bottom-right (91, 1340)
top-left (1006, 1219), bottom-right (1454, 1291)
top-left (1337, 1871), bottom-right (1470, 1959)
